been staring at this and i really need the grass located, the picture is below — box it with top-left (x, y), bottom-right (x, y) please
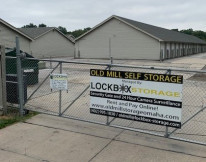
top-left (0, 107), bottom-right (38, 129)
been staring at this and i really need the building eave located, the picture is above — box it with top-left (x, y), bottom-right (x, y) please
top-left (75, 15), bottom-right (162, 42)
top-left (0, 18), bottom-right (34, 41)
top-left (34, 27), bottom-right (75, 44)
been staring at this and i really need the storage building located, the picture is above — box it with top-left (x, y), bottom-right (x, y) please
top-left (0, 18), bottom-right (33, 54)
top-left (19, 27), bottom-right (75, 58)
top-left (75, 15), bottom-right (206, 60)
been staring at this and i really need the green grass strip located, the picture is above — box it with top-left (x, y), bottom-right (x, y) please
top-left (0, 112), bottom-right (38, 129)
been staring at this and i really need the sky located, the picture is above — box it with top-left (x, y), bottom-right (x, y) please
top-left (1, 0), bottom-right (206, 32)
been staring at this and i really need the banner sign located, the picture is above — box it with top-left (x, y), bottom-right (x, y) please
top-left (90, 69), bottom-right (183, 128)
top-left (50, 74), bottom-right (68, 90)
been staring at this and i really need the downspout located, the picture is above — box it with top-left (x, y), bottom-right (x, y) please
top-left (159, 40), bottom-right (163, 62)
top-left (29, 40), bottom-right (32, 56)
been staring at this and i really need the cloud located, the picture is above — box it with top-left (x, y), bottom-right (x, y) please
top-left (1, 0), bottom-right (206, 31)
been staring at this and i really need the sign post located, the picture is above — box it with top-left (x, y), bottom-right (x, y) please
top-left (50, 71), bottom-right (68, 116)
top-left (90, 69), bottom-right (183, 128)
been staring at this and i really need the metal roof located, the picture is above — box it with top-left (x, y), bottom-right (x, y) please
top-left (18, 27), bottom-right (54, 39)
top-left (76, 15), bottom-right (206, 44)
top-left (116, 16), bottom-right (206, 44)
top-left (0, 18), bottom-right (33, 41)
top-left (18, 27), bottom-right (74, 43)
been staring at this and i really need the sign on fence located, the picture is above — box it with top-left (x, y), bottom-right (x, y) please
top-left (50, 74), bottom-right (68, 90)
top-left (90, 69), bottom-right (183, 128)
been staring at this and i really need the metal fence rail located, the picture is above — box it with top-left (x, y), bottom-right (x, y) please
top-left (5, 56), bottom-right (206, 146)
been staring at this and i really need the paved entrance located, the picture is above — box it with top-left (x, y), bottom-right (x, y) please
top-left (4, 55), bottom-right (206, 145)
top-left (0, 114), bottom-right (205, 162)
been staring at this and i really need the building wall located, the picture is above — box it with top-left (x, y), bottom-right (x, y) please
top-left (179, 44), bottom-right (183, 56)
top-left (160, 42), bottom-right (206, 60)
top-left (166, 43), bottom-right (171, 59)
top-left (0, 23), bottom-right (31, 53)
top-left (31, 30), bottom-right (74, 58)
top-left (160, 42), bottom-right (165, 60)
top-left (76, 18), bottom-right (160, 60)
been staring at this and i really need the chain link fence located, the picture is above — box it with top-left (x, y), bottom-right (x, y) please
top-left (5, 56), bottom-right (206, 145)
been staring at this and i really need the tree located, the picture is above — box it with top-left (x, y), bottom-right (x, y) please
top-left (171, 29), bottom-right (179, 32)
top-left (21, 24), bottom-right (92, 38)
top-left (22, 23), bottom-right (37, 28)
top-left (171, 28), bottom-right (206, 41)
top-left (180, 28), bottom-right (194, 35)
top-left (38, 23), bottom-right (47, 27)
top-left (70, 27), bottom-right (91, 38)
top-left (58, 26), bottom-right (67, 34)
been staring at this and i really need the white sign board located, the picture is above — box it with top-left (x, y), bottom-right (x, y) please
top-left (90, 69), bottom-right (183, 128)
top-left (50, 74), bottom-right (68, 90)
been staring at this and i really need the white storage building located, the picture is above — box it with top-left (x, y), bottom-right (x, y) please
top-left (0, 18), bottom-right (75, 58)
top-left (75, 15), bottom-right (206, 60)
top-left (19, 27), bottom-right (75, 58)
top-left (0, 18), bottom-right (33, 54)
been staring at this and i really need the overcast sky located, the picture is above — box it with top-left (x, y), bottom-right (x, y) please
top-left (1, 0), bottom-right (206, 31)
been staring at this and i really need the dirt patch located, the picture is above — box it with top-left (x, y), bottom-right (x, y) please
top-left (0, 107), bottom-right (20, 121)
top-left (0, 116), bottom-right (12, 120)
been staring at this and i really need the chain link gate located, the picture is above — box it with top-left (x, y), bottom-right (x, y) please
top-left (5, 56), bottom-right (206, 146)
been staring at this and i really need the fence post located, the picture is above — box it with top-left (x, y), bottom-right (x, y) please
top-left (50, 56), bottom-right (52, 69)
top-left (59, 62), bottom-right (62, 116)
top-left (164, 69), bottom-right (171, 138)
top-left (16, 37), bottom-right (24, 116)
top-left (110, 56), bottom-right (113, 65)
top-left (0, 45), bottom-right (7, 115)
top-left (106, 57), bottom-right (113, 125)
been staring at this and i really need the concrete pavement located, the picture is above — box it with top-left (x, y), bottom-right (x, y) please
top-left (5, 53), bottom-right (206, 162)
top-left (0, 114), bottom-right (205, 162)
top-left (54, 52), bottom-right (206, 70)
